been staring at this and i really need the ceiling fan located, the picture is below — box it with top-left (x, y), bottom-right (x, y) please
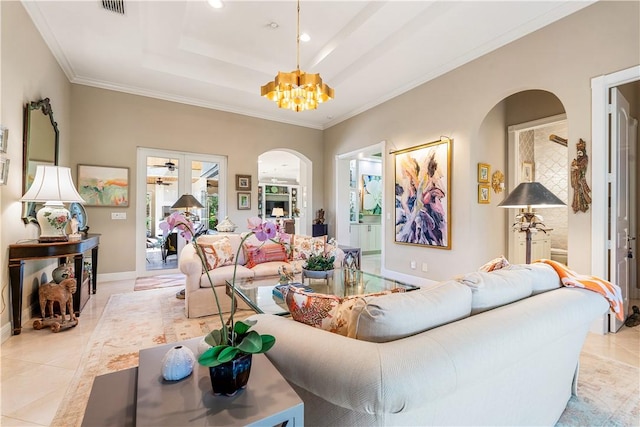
top-left (149, 159), bottom-right (177, 171)
top-left (155, 178), bottom-right (172, 186)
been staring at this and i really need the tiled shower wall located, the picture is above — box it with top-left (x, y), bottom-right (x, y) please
top-left (534, 122), bottom-right (568, 251)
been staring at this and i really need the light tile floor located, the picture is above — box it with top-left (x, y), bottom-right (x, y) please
top-left (1, 272), bottom-right (638, 426)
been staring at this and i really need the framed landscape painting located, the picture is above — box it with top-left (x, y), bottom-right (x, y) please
top-left (77, 164), bottom-right (129, 207)
top-left (394, 138), bottom-right (452, 249)
top-left (237, 192), bottom-right (251, 210)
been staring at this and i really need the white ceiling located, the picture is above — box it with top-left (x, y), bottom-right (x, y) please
top-left (22, 0), bottom-right (594, 130)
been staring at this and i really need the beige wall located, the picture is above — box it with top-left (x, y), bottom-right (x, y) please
top-left (1, 2), bottom-right (72, 337)
top-left (323, 0), bottom-right (640, 281)
top-left (70, 83), bottom-right (324, 274)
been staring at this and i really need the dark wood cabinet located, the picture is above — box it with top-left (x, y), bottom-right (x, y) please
top-left (312, 224), bottom-right (328, 237)
top-left (8, 234), bottom-right (100, 335)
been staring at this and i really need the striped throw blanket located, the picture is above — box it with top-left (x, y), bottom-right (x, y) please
top-left (538, 259), bottom-right (624, 321)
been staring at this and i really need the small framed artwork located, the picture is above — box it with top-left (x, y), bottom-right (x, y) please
top-left (0, 157), bottom-right (10, 185)
top-left (0, 126), bottom-right (8, 153)
top-left (77, 164), bottom-right (129, 207)
top-left (235, 174), bottom-right (251, 191)
top-left (522, 162), bottom-right (534, 182)
top-left (478, 163), bottom-right (490, 183)
top-left (237, 192), bottom-right (251, 210)
top-left (478, 184), bottom-right (490, 204)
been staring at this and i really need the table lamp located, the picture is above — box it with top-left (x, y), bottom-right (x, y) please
top-left (20, 165), bottom-right (86, 242)
top-left (271, 207), bottom-right (284, 226)
top-left (498, 181), bottom-right (565, 263)
top-left (171, 194), bottom-right (204, 220)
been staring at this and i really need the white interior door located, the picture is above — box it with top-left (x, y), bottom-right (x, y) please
top-left (609, 88), bottom-right (631, 332)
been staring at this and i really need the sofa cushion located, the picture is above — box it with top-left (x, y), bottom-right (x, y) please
top-left (292, 235), bottom-right (327, 260)
top-left (244, 243), bottom-right (288, 268)
top-left (457, 268), bottom-right (533, 314)
top-left (347, 280), bottom-right (472, 342)
top-left (198, 237), bottom-right (235, 270)
top-left (250, 261), bottom-right (290, 277)
top-left (200, 264), bottom-right (254, 287)
top-left (525, 262), bottom-right (562, 295)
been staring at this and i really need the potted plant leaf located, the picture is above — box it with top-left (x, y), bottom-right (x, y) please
top-left (302, 253), bottom-right (335, 279)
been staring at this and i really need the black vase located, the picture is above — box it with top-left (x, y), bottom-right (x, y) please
top-left (208, 353), bottom-right (252, 396)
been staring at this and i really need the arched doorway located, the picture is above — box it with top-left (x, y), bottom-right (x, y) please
top-left (478, 89), bottom-right (568, 265)
top-left (257, 149), bottom-right (312, 236)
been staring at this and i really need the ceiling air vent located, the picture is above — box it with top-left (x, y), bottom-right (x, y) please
top-left (101, 0), bottom-right (125, 15)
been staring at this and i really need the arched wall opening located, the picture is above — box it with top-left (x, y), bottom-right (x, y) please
top-left (476, 89), bottom-right (568, 264)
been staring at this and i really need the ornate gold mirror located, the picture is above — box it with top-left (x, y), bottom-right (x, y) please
top-left (22, 98), bottom-right (59, 224)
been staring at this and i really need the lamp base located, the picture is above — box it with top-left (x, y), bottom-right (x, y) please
top-left (36, 202), bottom-right (70, 243)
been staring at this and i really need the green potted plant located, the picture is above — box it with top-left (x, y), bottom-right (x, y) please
top-left (161, 213), bottom-right (286, 395)
top-left (302, 253), bottom-right (336, 279)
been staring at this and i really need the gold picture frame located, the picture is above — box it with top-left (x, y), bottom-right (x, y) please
top-left (478, 163), bottom-right (490, 183)
top-left (478, 184), bottom-right (490, 204)
top-left (394, 137), bottom-right (452, 249)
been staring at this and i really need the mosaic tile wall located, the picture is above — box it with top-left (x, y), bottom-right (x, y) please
top-left (534, 122), bottom-right (568, 251)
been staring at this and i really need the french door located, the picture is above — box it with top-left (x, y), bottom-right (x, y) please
top-left (136, 148), bottom-right (227, 277)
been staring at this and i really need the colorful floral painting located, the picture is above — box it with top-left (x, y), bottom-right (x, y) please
top-left (77, 165), bottom-right (129, 207)
top-left (394, 138), bottom-right (451, 249)
top-left (361, 174), bottom-right (382, 215)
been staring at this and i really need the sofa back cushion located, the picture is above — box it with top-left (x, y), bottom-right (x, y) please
top-left (197, 234), bottom-right (245, 265)
top-left (526, 262), bottom-right (562, 294)
top-left (347, 280), bottom-right (472, 343)
top-left (457, 268), bottom-right (534, 314)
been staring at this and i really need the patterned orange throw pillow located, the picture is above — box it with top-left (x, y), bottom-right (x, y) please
top-left (282, 285), bottom-right (407, 335)
top-left (198, 237), bottom-right (235, 270)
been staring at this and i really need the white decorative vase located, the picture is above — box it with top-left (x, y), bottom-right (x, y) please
top-left (37, 202), bottom-right (70, 242)
top-left (216, 216), bottom-right (237, 232)
top-left (161, 345), bottom-right (196, 381)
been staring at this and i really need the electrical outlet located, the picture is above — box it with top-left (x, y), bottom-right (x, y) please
top-left (410, 260), bottom-right (416, 269)
top-left (422, 263), bottom-right (428, 272)
top-left (111, 212), bottom-right (126, 220)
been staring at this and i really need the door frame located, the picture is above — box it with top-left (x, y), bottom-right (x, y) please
top-left (335, 141), bottom-right (386, 265)
top-left (136, 147), bottom-right (227, 277)
top-left (591, 66), bottom-right (639, 277)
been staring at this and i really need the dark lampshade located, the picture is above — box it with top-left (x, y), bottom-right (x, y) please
top-left (498, 182), bottom-right (565, 209)
top-left (171, 194), bottom-right (204, 210)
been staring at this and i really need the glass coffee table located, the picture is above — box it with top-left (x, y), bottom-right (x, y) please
top-left (226, 269), bottom-right (418, 316)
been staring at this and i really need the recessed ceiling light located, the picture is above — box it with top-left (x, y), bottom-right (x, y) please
top-left (299, 33), bottom-right (310, 42)
top-left (268, 22), bottom-right (279, 29)
top-left (208, 0), bottom-right (223, 9)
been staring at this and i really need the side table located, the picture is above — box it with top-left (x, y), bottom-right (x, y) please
top-left (82, 337), bottom-right (304, 427)
top-left (8, 234), bottom-right (100, 335)
top-left (338, 244), bottom-right (361, 269)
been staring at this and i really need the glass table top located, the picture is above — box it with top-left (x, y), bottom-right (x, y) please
top-left (226, 269), bottom-right (418, 316)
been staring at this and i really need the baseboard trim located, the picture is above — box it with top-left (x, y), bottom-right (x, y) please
top-left (1, 322), bottom-right (12, 344)
top-left (97, 271), bottom-right (137, 283)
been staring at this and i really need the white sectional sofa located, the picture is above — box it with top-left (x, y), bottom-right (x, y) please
top-left (179, 233), bottom-right (343, 318)
top-left (251, 263), bottom-right (609, 426)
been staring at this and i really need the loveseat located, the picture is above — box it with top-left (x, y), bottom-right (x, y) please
top-left (179, 233), bottom-right (343, 318)
top-left (251, 262), bottom-right (609, 426)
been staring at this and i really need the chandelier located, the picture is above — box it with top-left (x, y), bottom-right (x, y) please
top-left (260, 0), bottom-right (334, 112)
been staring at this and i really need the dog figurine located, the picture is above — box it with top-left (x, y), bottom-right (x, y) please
top-left (38, 278), bottom-right (77, 324)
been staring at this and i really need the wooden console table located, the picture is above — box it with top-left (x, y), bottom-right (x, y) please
top-left (8, 234), bottom-right (100, 335)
